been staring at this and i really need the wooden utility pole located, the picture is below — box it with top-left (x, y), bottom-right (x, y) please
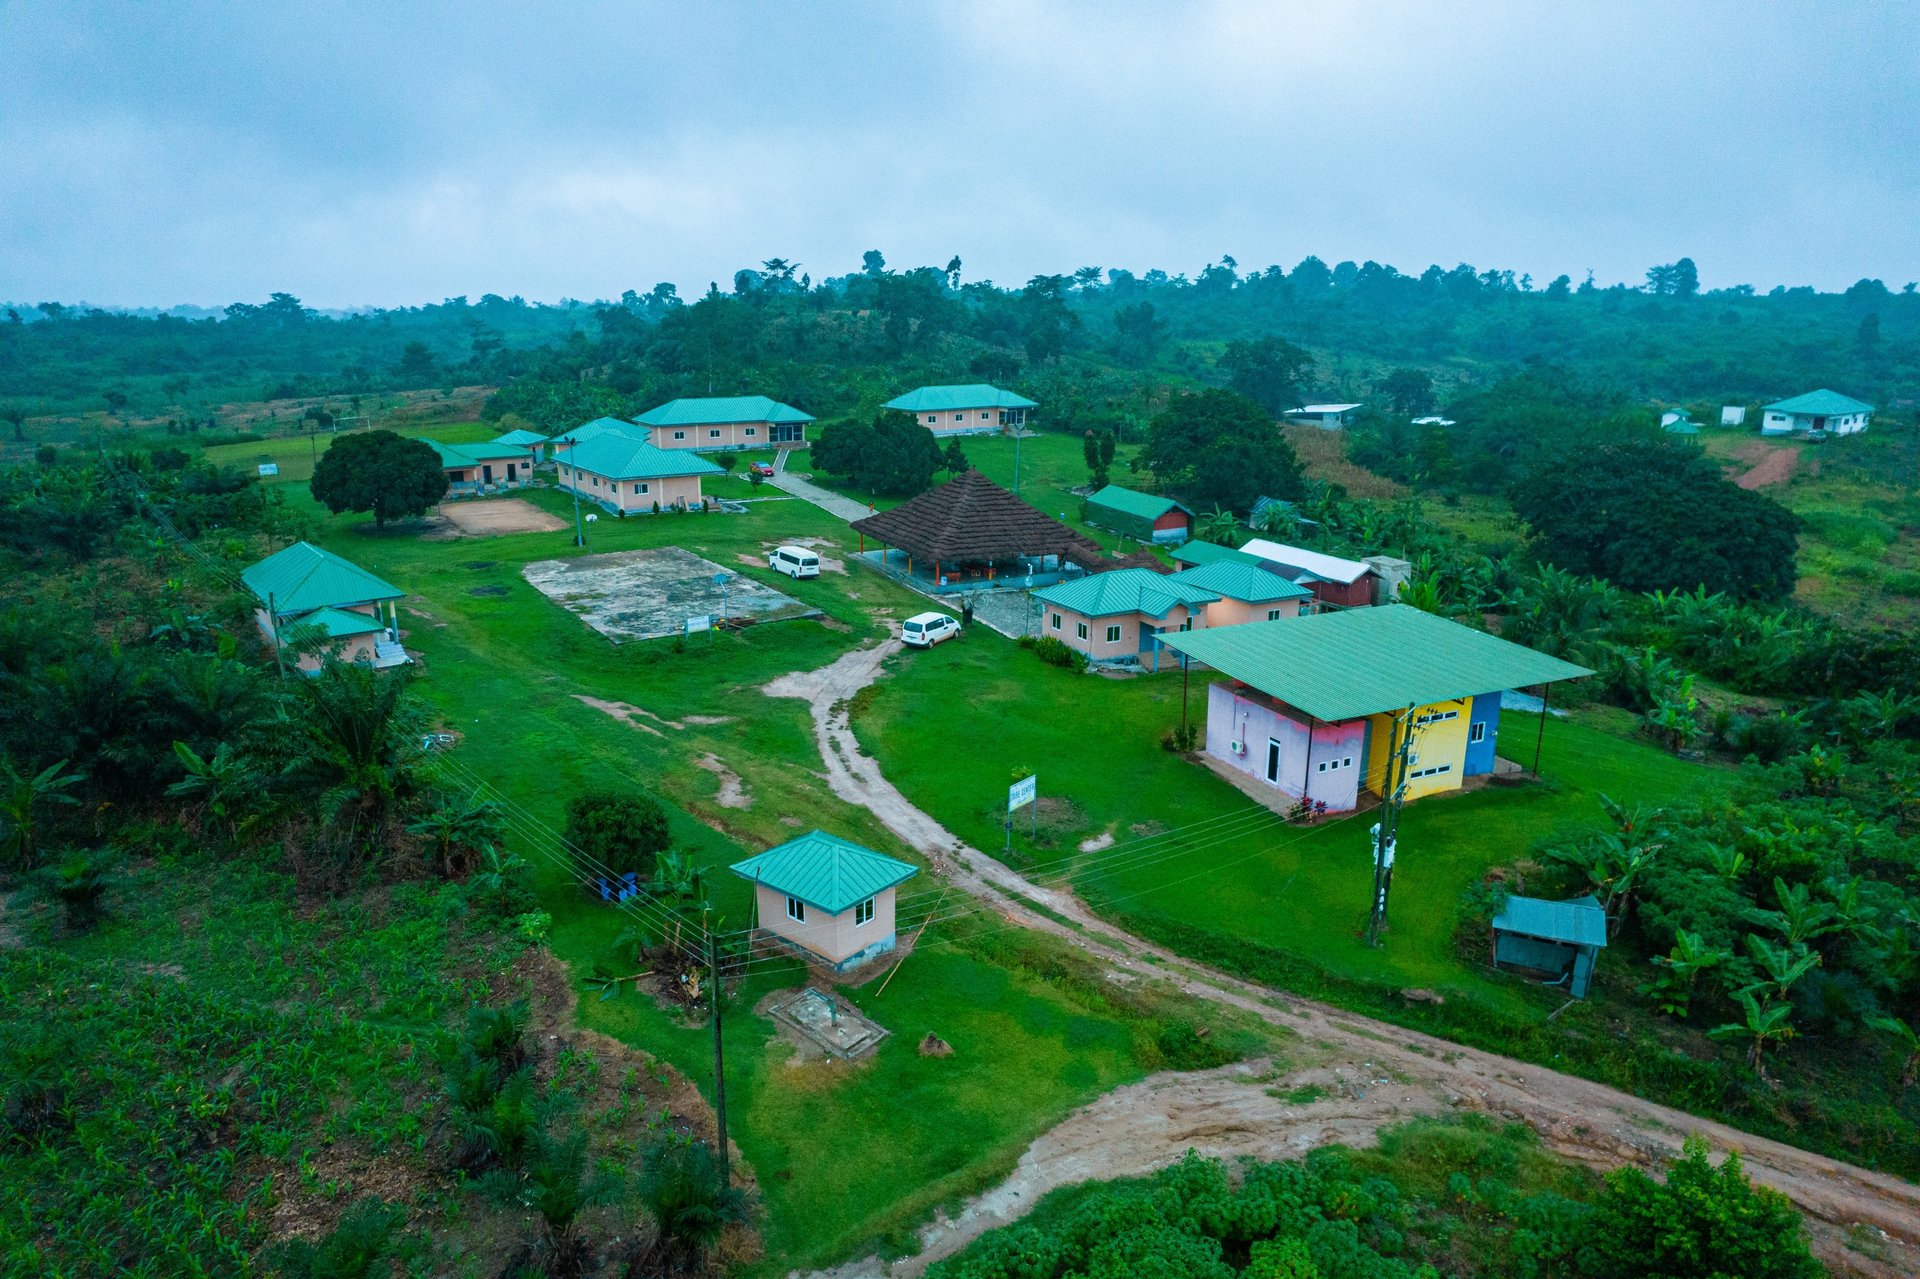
top-left (707, 930), bottom-right (729, 1186)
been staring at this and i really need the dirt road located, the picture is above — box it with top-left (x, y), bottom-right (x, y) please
top-left (768, 642), bottom-right (1920, 1279)
top-left (1734, 441), bottom-right (1801, 489)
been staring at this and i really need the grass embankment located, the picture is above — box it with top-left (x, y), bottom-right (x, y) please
top-left (294, 488), bottom-right (1280, 1269)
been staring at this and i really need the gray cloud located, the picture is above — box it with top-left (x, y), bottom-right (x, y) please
top-left (3, 0), bottom-right (1915, 306)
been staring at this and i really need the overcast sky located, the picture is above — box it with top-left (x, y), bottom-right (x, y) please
top-left (3, 1), bottom-right (1916, 308)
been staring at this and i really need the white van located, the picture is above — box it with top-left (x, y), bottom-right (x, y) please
top-left (768, 545), bottom-right (821, 579)
top-left (901, 611), bottom-right (960, 648)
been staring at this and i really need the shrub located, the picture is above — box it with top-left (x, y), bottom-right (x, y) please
top-left (563, 789), bottom-right (671, 879)
top-left (1021, 635), bottom-right (1086, 672)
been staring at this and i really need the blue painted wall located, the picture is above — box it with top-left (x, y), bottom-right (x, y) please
top-left (1464, 692), bottom-right (1501, 776)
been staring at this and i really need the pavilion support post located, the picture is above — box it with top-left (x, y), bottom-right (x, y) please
top-left (1532, 684), bottom-right (1551, 779)
top-left (1302, 715), bottom-right (1316, 801)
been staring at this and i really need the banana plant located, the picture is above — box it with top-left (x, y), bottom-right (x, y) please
top-left (1864, 1014), bottom-right (1920, 1092)
top-left (1742, 933), bottom-right (1821, 998)
top-left (1639, 929), bottom-right (1731, 1018)
top-left (1710, 989), bottom-right (1799, 1075)
top-left (167, 741), bottom-right (257, 842)
top-left (1743, 876), bottom-right (1840, 946)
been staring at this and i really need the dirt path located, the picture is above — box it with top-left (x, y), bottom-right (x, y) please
top-left (767, 646), bottom-right (1920, 1279)
top-left (1735, 442), bottom-right (1801, 489)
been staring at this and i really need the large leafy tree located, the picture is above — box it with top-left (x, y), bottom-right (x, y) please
top-left (811, 410), bottom-right (941, 496)
top-left (309, 429), bottom-right (448, 528)
top-left (1511, 437), bottom-right (1799, 600)
top-left (1218, 335), bottom-right (1313, 415)
top-left (1141, 389), bottom-right (1305, 517)
top-left (563, 788), bottom-right (670, 879)
top-left (1581, 1138), bottom-right (1821, 1279)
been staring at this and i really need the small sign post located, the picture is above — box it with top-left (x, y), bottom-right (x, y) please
top-left (685, 614), bottom-right (712, 643)
top-left (1007, 773), bottom-right (1038, 851)
top-left (257, 462), bottom-right (279, 477)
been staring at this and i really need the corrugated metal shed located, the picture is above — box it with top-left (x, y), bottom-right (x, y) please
top-left (1085, 485), bottom-right (1190, 538)
top-left (1491, 895), bottom-right (1608, 947)
top-left (729, 831), bottom-right (919, 914)
top-left (242, 542), bottom-right (403, 614)
top-left (1159, 606), bottom-right (1592, 722)
top-left (1033, 567), bottom-right (1220, 619)
top-left (285, 606), bottom-right (387, 638)
top-left (1238, 538), bottom-right (1373, 585)
top-left (884, 384), bottom-right (1038, 412)
top-left (632, 396), bottom-right (814, 426)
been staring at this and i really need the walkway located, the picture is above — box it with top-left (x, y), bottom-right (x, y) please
top-left (768, 453), bottom-right (875, 523)
top-left (769, 642), bottom-right (1920, 1279)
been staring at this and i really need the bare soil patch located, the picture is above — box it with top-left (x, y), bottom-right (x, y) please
top-left (693, 753), bottom-right (751, 808)
top-left (1734, 442), bottom-right (1800, 490)
top-left (438, 498), bottom-right (569, 536)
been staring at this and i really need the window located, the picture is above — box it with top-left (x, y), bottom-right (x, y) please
top-left (1265, 739), bottom-right (1281, 783)
top-left (854, 897), bottom-right (875, 927)
top-left (708, 428), bottom-right (721, 439)
top-left (1104, 624), bottom-right (1121, 643)
top-left (1469, 722), bottom-right (1486, 744)
top-left (673, 430), bottom-right (686, 440)
top-left (1320, 757), bottom-right (1353, 773)
top-left (1414, 709), bottom-right (1459, 726)
top-left (1267, 608), bottom-right (1284, 621)
top-left (980, 411), bottom-right (990, 420)
top-left (1343, 756), bottom-right (1353, 768)
top-left (953, 413), bottom-right (964, 422)
top-left (785, 896), bottom-right (806, 922)
top-left (591, 476), bottom-right (601, 487)
top-left (926, 414), bottom-right (937, 424)
top-left (1317, 761), bottom-right (1327, 773)
top-left (745, 427), bottom-right (757, 436)
top-left (1050, 612), bottom-right (1062, 631)
top-left (1179, 617), bottom-right (1193, 631)
top-left (1409, 763), bottom-right (1454, 780)
top-left (634, 482), bottom-right (649, 494)
top-left (1076, 621), bottom-right (1088, 640)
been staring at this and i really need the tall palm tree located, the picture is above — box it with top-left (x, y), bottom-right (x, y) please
top-left (634, 1139), bottom-right (750, 1272)
top-left (406, 792), bottom-right (506, 879)
top-left (274, 663), bottom-right (425, 850)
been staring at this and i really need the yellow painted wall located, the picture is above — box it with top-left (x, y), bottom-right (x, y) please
top-left (1364, 697), bottom-right (1474, 802)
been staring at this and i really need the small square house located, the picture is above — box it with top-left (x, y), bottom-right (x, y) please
top-left (241, 540), bottom-right (408, 674)
top-left (1491, 895), bottom-right (1608, 998)
top-left (556, 428), bottom-right (725, 512)
top-left (428, 439), bottom-right (533, 492)
top-left (1760, 389), bottom-right (1872, 437)
top-left (1282, 403), bottom-right (1363, 430)
top-left (730, 831), bottom-right (919, 971)
top-left (490, 428), bottom-right (549, 465)
top-left (1032, 567), bottom-right (1220, 667)
top-left (1084, 484), bottom-right (1194, 544)
top-left (1238, 539), bottom-right (1378, 609)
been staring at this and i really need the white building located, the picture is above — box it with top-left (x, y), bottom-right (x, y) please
top-left (1760, 390), bottom-right (1873, 437)
top-left (1282, 403), bottom-right (1364, 430)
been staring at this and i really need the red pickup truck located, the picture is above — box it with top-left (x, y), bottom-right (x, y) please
top-left (749, 461), bottom-right (775, 477)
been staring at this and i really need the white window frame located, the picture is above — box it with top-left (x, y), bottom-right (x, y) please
top-left (634, 482), bottom-right (649, 494)
top-left (708, 428), bottom-right (722, 439)
top-left (1469, 722), bottom-right (1487, 744)
top-left (953, 412), bottom-right (964, 422)
top-left (786, 895), bottom-right (806, 922)
top-left (926, 414), bottom-right (937, 424)
top-left (1267, 608), bottom-right (1284, 621)
top-left (1050, 612), bottom-right (1062, 631)
top-left (672, 430), bottom-right (686, 440)
top-left (854, 897), bottom-right (875, 927)
top-left (1415, 709), bottom-right (1460, 726)
top-left (1075, 621), bottom-right (1088, 640)
top-left (745, 427), bottom-right (757, 437)
top-left (1104, 624), bottom-right (1121, 643)
top-left (1409, 762), bottom-right (1455, 780)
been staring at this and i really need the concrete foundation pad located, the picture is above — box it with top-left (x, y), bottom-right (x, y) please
top-left (522, 546), bottom-right (821, 643)
top-left (765, 987), bottom-right (890, 1060)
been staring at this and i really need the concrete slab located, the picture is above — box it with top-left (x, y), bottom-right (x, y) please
top-left (522, 546), bottom-right (821, 644)
top-left (765, 987), bottom-right (890, 1060)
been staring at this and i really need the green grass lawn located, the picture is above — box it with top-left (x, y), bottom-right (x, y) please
top-left (291, 491), bottom-right (1256, 1269)
top-left (857, 631), bottom-right (1717, 1007)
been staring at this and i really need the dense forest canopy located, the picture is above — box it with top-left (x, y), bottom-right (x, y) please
top-left (5, 253), bottom-right (1916, 426)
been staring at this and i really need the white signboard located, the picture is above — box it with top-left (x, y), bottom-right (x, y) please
top-left (684, 614), bottom-right (712, 636)
top-left (1008, 774), bottom-right (1037, 813)
top-left (257, 462), bottom-right (279, 476)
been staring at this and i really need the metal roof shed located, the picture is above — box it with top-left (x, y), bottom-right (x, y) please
top-left (1084, 484), bottom-right (1193, 541)
top-left (1491, 894), bottom-right (1608, 997)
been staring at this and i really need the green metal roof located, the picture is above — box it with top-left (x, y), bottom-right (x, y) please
top-left (884, 384), bottom-right (1038, 412)
top-left (729, 830), bottom-right (919, 914)
top-left (633, 395), bottom-right (814, 427)
top-left (1033, 567), bottom-right (1220, 619)
top-left (1160, 605), bottom-right (1591, 722)
top-left (1765, 389), bottom-right (1873, 417)
top-left (563, 434), bottom-right (724, 481)
top-left (1170, 560), bottom-right (1312, 604)
top-left (1492, 895), bottom-right (1608, 948)
top-left (1171, 540), bottom-right (1263, 568)
top-left (1086, 485), bottom-right (1189, 522)
top-left (284, 606), bottom-right (386, 639)
top-left (490, 429), bottom-right (547, 447)
top-left (553, 417), bottom-right (646, 449)
top-left (242, 541), bottom-right (404, 614)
